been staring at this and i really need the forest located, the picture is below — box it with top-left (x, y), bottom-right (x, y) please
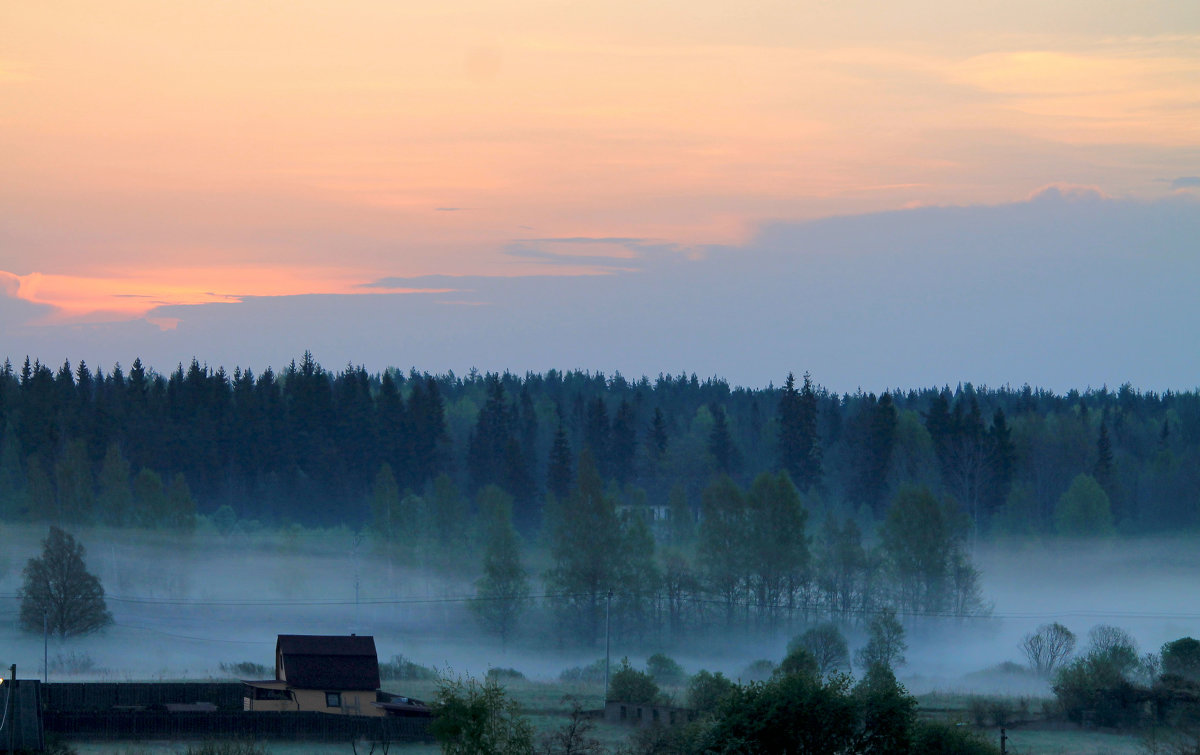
top-left (0, 351), bottom-right (1195, 648)
top-left (0, 351), bottom-right (1193, 535)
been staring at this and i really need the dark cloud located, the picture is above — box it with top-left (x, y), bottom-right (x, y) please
top-left (1171, 177), bottom-right (1200, 189)
top-left (0, 285), bottom-right (56, 330)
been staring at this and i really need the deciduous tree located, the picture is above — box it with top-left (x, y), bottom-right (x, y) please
top-left (19, 526), bottom-right (112, 637)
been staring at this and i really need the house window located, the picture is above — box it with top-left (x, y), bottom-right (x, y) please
top-left (326, 692), bottom-right (342, 708)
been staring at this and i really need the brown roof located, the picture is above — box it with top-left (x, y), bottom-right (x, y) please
top-left (277, 634), bottom-right (380, 690)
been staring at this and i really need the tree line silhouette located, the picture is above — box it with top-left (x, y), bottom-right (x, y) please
top-left (0, 352), bottom-right (1196, 538)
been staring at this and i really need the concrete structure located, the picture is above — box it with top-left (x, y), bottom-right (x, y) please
top-left (603, 700), bottom-right (696, 728)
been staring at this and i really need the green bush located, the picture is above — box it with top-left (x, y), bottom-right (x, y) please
top-left (182, 743), bottom-right (267, 755)
top-left (559, 658), bottom-right (607, 684)
top-left (219, 661), bottom-right (270, 678)
top-left (212, 505), bottom-right (237, 536)
top-left (1163, 637), bottom-right (1200, 682)
top-left (1053, 652), bottom-right (1142, 727)
top-left (911, 722), bottom-right (1001, 754)
top-left (379, 654), bottom-right (438, 681)
top-left (486, 667), bottom-right (526, 681)
top-left (686, 670), bottom-right (736, 714)
top-left (608, 657), bottom-right (660, 703)
top-left (740, 659), bottom-right (776, 683)
top-left (646, 653), bottom-right (686, 686)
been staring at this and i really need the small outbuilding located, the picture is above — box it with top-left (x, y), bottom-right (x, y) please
top-left (604, 700), bottom-right (696, 728)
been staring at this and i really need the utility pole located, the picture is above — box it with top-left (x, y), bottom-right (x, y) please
top-left (1000, 727), bottom-right (1007, 755)
top-left (43, 612), bottom-right (48, 683)
top-left (7, 664), bottom-right (14, 754)
top-left (352, 532), bottom-right (363, 633)
top-left (603, 590), bottom-right (613, 704)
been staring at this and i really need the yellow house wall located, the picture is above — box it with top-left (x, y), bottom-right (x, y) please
top-left (244, 696), bottom-right (295, 712)
top-left (244, 688), bottom-right (384, 716)
top-left (293, 688), bottom-right (384, 717)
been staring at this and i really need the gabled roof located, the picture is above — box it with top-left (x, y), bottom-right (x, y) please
top-left (276, 634), bottom-right (380, 690)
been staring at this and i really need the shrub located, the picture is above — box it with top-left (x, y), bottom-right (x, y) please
top-left (911, 722), bottom-right (1001, 754)
top-left (49, 651), bottom-right (101, 675)
top-left (1053, 652), bottom-right (1143, 727)
top-left (182, 744), bottom-right (267, 755)
top-left (219, 661), bottom-right (270, 678)
top-left (777, 648), bottom-right (819, 679)
top-left (686, 670), bottom-right (736, 714)
top-left (212, 505), bottom-right (238, 536)
top-left (559, 658), bottom-right (607, 684)
top-left (646, 653), bottom-right (686, 686)
top-left (486, 667), bottom-right (526, 682)
top-left (431, 675), bottom-right (533, 755)
top-left (608, 657), bottom-right (659, 704)
top-left (740, 659), bottom-right (776, 683)
top-left (1163, 637), bottom-right (1200, 682)
top-left (379, 654), bottom-right (438, 681)
top-left (988, 698), bottom-right (1012, 726)
top-left (968, 696), bottom-right (989, 726)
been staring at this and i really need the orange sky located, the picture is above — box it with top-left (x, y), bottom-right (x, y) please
top-left (2, 1), bottom-right (1198, 323)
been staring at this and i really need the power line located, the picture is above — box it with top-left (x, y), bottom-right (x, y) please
top-left (5, 591), bottom-right (1200, 622)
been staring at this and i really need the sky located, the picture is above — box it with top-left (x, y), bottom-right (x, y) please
top-left (2, 1), bottom-right (1198, 391)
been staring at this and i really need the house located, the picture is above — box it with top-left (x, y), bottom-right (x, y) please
top-left (243, 634), bottom-right (386, 716)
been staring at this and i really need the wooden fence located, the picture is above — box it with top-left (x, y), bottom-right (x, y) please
top-left (44, 682), bottom-right (245, 712)
top-left (45, 710), bottom-right (432, 742)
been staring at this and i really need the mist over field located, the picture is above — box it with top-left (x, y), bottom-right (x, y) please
top-left (3, 522), bottom-right (1196, 700)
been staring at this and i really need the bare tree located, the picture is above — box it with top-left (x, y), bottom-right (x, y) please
top-left (855, 608), bottom-right (907, 670)
top-left (1021, 622), bottom-right (1076, 676)
top-left (20, 527), bottom-right (113, 638)
top-left (790, 623), bottom-right (851, 675)
top-left (540, 698), bottom-right (604, 755)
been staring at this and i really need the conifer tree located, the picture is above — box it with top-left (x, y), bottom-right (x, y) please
top-left (24, 454), bottom-right (55, 521)
top-left (166, 472), bottom-right (197, 531)
top-left (468, 374), bottom-right (517, 493)
top-left (583, 397), bottom-right (610, 475)
top-left (430, 473), bottom-right (469, 550)
top-left (698, 475), bottom-right (749, 622)
top-left (985, 408), bottom-right (1016, 517)
top-left (777, 372), bottom-right (822, 491)
top-left (471, 487), bottom-right (529, 647)
top-left (610, 400), bottom-right (637, 485)
top-left (0, 423), bottom-right (25, 518)
top-left (131, 468), bottom-right (168, 528)
top-left (55, 438), bottom-right (95, 524)
top-left (708, 404), bottom-right (740, 475)
top-left (546, 423), bottom-right (573, 502)
top-left (667, 484), bottom-right (693, 544)
top-left (96, 442), bottom-right (133, 526)
top-left (544, 449), bottom-right (623, 645)
top-left (369, 462), bottom-right (403, 544)
top-left (648, 407), bottom-right (669, 461)
top-left (1094, 420), bottom-right (1117, 499)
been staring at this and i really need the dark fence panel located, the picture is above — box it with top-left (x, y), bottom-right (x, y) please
top-left (45, 711), bottom-right (432, 742)
top-left (44, 683), bottom-right (245, 712)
